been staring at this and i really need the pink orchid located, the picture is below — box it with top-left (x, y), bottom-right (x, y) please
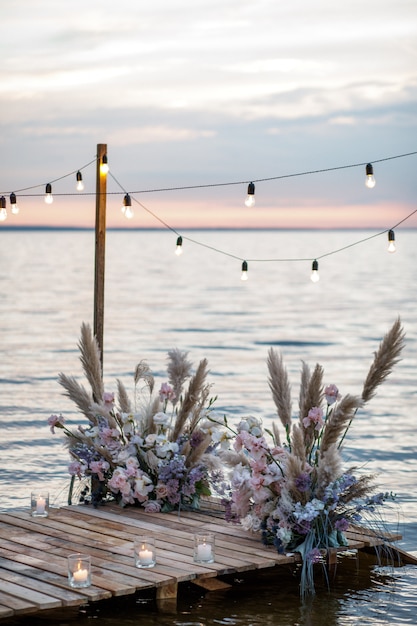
top-left (48, 413), bottom-right (65, 434)
top-left (159, 382), bottom-right (176, 402)
top-left (324, 384), bottom-right (341, 405)
top-left (103, 392), bottom-right (115, 405)
top-left (302, 407), bottom-right (324, 431)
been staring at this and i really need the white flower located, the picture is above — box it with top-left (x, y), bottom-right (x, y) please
top-left (125, 456), bottom-right (139, 469)
top-left (210, 427), bottom-right (233, 449)
top-left (153, 412), bottom-right (170, 426)
top-left (241, 514), bottom-right (262, 532)
top-left (145, 434), bottom-right (158, 447)
top-left (277, 526), bottom-right (292, 545)
top-left (133, 474), bottom-right (154, 497)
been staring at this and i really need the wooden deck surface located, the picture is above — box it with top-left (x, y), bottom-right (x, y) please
top-left (0, 502), bottom-right (413, 621)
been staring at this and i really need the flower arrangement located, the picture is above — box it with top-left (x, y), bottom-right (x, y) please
top-left (49, 323), bottom-right (228, 511)
top-left (217, 318), bottom-right (405, 597)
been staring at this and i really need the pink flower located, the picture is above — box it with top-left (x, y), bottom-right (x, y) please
top-left (103, 392), bottom-right (115, 405)
top-left (143, 500), bottom-right (162, 513)
top-left (48, 413), bottom-right (65, 434)
top-left (159, 382), bottom-right (176, 402)
top-left (325, 384), bottom-right (340, 405)
top-left (89, 459), bottom-right (110, 481)
top-left (156, 483), bottom-right (169, 499)
top-left (250, 459), bottom-right (268, 475)
top-left (68, 460), bottom-right (85, 478)
top-left (245, 435), bottom-right (268, 461)
top-left (234, 430), bottom-right (250, 452)
top-left (302, 407), bottom-right (324, 431)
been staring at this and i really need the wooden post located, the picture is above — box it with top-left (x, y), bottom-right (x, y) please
top-left (94, 143), bottom-right (107, 370)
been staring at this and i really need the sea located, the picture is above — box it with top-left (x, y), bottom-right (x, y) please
top-left (0, 228), bottom-right (417, 625)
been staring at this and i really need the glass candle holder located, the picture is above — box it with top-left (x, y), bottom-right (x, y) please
top-left (30, 492), bottom-right (49, 517)
top-left (134, 537), bottom-right (156, 568)
top-left (194, 532), bottom-right (215, 563)
top-left (68, 554), bottom-right (91, 588)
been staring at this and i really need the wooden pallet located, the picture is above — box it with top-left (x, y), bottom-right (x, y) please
top-left (0, 503), bottom-right (414, 621)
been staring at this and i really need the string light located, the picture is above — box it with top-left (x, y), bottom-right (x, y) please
top-left (365, 163), bottom-right (376, 189)
top-left (10, 192), bottom-right (19, 215)
top-left (76, 171), bottom-right (84, 191)
top-left (44, 183), bottom-right (53, 204)
top-left (175, 236), bottom-right (183, 256)
top-left (387, 229), bottom-right (396, 253)
top-left (0, 148), bottom-right (415, 283)
top-left (100, 154), bottom-right (109, 175)
top-left (0, 196), bottom-right (7, 221)
top-left (244, 182), bottom-right (255, 207)
top-left (311, 259), bottom-right (320, 283)
top-left (241, 260), bottom-right (248, 280)
top-left (121, 194), bottom-right (133, 219)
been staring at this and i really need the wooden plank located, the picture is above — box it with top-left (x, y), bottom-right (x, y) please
top-left (192, 578), bottom-right (232, 591)
top-left (0, 605), bottom-right (13, 619)
top-left (0, 591), bottom-right (39, 616)
top-left (0, 566), bottom-right (84, 607)
top-left (0, 580), bottom-right (61, 611)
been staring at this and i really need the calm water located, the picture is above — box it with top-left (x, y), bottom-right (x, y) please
top-left (0, 228), bottom-right (417, 625)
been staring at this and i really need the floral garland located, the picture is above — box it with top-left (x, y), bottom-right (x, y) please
top-left (49, 323), bottom-right (230, 511)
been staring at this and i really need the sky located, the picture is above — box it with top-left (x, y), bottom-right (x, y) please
top-left (0, 0), bottom-right (416, 229)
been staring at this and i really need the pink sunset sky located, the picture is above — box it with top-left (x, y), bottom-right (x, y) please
top-left (1, 0), bottom-right (416, 230)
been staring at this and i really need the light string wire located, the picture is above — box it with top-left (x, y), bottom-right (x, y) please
top-left (1, 149), bottom-right (416, 267)
top-left (2, 149), bottom-right (417, 197)
top-left (4, 159), bottom-right (97, 194)
top-left (108, 164), bottom-right (417, 265)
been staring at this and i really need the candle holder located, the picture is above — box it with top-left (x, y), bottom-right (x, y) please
top-left (68, 553), bottom-right (91, 588)
top-left (194, 532), bottom-right (215, 563)
top-left (134, 537), bottom-right (156, 568)
top-left (30, 492), bottom-right (49, 517)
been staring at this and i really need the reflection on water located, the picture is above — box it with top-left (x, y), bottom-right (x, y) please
top-left (2, 554), bottom-right (417, 626)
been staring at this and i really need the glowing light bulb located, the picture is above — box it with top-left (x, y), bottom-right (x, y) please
top-left (0, 196), bottom-right (7, 221)
top-left (45, 183), bottom-right (53, 204)
top-left (10, 192), bottom-right (19, 214)
top-left (241, 260), bottom-right (248, 281)
top-left (387, 229), bottom-right (396, 253)
top-left (122, 193), bottom-right (132, 217)
top-left (244, 182), bottom-right (255, 207)
top-left (365, 163), bottom-right (376, 189)
top-left (76, 171), bottom-right (84, 191)
top-left (100, 154), bottom-right (109, 175)
top-left (310, 259), bottom-right (320, 283)
top-left (175, 236), bottom-right (183, 256)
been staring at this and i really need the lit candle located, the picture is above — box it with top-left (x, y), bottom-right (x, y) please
top-left (197, 543), bottom-right (212, 561)
top-left (36, 496), bottom-right (46, 515)
top-left (139, 547), bottom-right (154, 566)
top-left (73, 563), bottom-right (89, 583)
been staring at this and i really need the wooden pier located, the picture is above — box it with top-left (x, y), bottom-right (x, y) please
top-left (0, 502), bottom-right (415, 621)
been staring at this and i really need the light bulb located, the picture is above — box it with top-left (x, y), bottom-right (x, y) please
top-left (175, 236), bottom-right (183, 256)
top-left (310, 259), bottom-right (320, 283)
top-left (365, 163), bottom-right (376, 189)
top-left (76, 171), bottom-right (84, 191)
top-left (45, 183), bottom-right (53, 204)
top-left (9, 192), bottom-right (19, 214)
top-left (387, 229), bottom-right (396, 253)
top-left (241, 260), bottom-right (248, 281)
top-left (100, 154), bottom-right (109, 175)
top-left (244, 182), bottom-right (255, 207)
top-left (122, 193), bottom-right (132, 217)
top-left (0, 196), bottom-right (7, 221)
